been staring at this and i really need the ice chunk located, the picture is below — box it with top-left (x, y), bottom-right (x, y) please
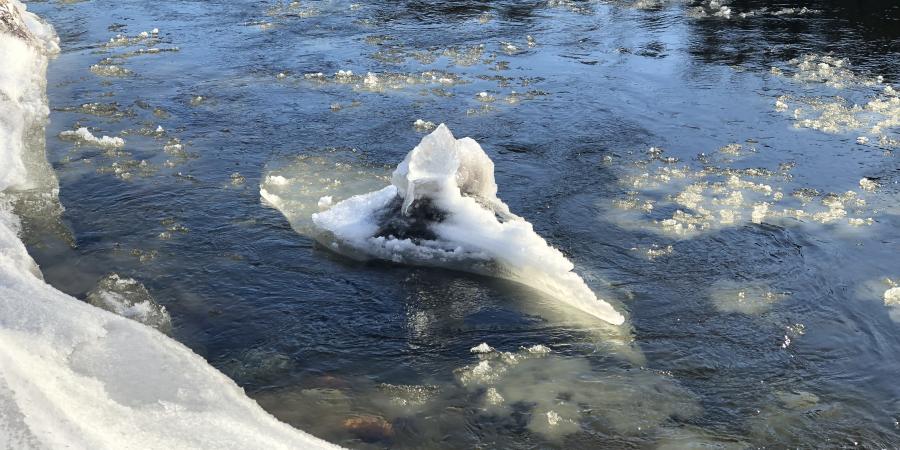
top-left (885, 287), bottom-right (900, 307)
top-left (86, 274), bottom-right (173, 333)
top-left (413, 118), bottom-right (436, 131)
top-left (470, 342), bottom-right (494, 354)
top-left (59, 126), bottom-right (125, 148)
top-left (310, 125), bottom-right (625, 325)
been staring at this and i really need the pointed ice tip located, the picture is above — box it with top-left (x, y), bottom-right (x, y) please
top-left (430, 123), bottom-right (453, 139)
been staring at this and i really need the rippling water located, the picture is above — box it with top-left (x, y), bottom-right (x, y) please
top-left (24, 0), bottom-right (900, 447)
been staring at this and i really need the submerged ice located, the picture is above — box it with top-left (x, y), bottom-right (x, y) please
top-left (305, 125), bottom-right (624, 325)
top-left (86, 273), bottom-right (172, 333)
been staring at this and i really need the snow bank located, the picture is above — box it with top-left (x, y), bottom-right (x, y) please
top-left (0, 1), bottom-right (338, 448)
top-left (0, 0), bottom-right (58, 193)
top-left (309, 124), bottom-right (625, 325)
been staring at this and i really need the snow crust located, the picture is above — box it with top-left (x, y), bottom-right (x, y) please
top-left (311, 124), bottom-right (625, 325)
top-left (0, 2), bottom-right (338, 448)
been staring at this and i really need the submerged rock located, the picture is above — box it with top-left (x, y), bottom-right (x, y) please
top-left (310, 124), bottom-right (625, 325)
top-left (342, 415), bottom-right (394, 442)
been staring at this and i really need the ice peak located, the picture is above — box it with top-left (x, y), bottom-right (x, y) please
top-left (392, 123), bottom-right (503, 217)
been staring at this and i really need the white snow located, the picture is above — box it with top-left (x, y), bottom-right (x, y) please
top-left (0, 2), bottom-right (339, 448)
top-left (0, 0), bottom-right (58, 192)
top-left (310, 124), bottom-right (625, 325)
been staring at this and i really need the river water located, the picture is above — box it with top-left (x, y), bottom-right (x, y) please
top-left (24, 0), bottom-right (900, 447)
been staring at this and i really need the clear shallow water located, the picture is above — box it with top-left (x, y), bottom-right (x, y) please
top-left (24, 0), bottom-right (900, 447)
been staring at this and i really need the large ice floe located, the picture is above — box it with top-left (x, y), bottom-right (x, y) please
top-left (0, 1), bottom-right (337, 448)
top-left (265, 124), bottom-right (625, 325)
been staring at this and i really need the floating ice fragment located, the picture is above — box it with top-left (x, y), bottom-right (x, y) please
top-left (484, 387), bottom-right (504, 405)
top-left (59, 127), bottom-right (125, 148)
top-left (86, 274), bottom-right (172, 333)
top-left (413, 118), bottom-right (436, 131)
top-left (885, 287), bottom-right (900, 306)
top-left (363, 72), bottom-right (379, 87)
top-left (308, 125), bottom-right (625, 324)
top-left (470, 342), bottom-right (495, 354)
top-left (522, 344), bottom-right (551, 354)
top-left (335, 69), bottom-right (353, 81)
top-left (859, 177), bottom-right (878, 191)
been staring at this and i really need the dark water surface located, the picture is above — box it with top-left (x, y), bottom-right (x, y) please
top-left (25, 0), bottom-right (900, 447)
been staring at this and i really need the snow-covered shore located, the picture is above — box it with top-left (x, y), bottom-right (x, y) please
top-left (0, 1), bottom-right (337, 448)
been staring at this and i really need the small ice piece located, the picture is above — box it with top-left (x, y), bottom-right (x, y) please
top-left (522, 344), bottom-right (551, 354)
top-left (413, 119), bottom-right (436, 131)
top-left (317, 195), bottom-right (333, 210)
top-left (86, 274), bottom-right (172, 333)
top-left (859, 177), bottom-right (878, 191)
top-left (59, 127), bottom-right (125, 148)
top-left (309, 125), bottom-right (625, 325)
top-left (546, 410), bottom-right (561, 426)
top-left (484, 387), bottom-right (504, 405)
top-left (151, 28), bottom-right (159, 34)
top-left (476, 91), bottom-right (494, 102)
top-left (774, 98), bottom-right (788, 112)
top-left (470, 342), bottom-right (495, 354)
top-left (856, 136), bottom-right (869, 145)
top-left (155, 125), bottom-right (164, 133)
top-left (363, 72), bottom-right (379, 87)
top-left (885, 287), bottom-right (900, 306)
top-left (139, 31), bottom-right (149, 38)
top-left (335, 69), bottom-right (353, 82)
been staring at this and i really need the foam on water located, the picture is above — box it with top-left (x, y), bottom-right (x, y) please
top-left (267, 125), bottom-right (625, 324)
